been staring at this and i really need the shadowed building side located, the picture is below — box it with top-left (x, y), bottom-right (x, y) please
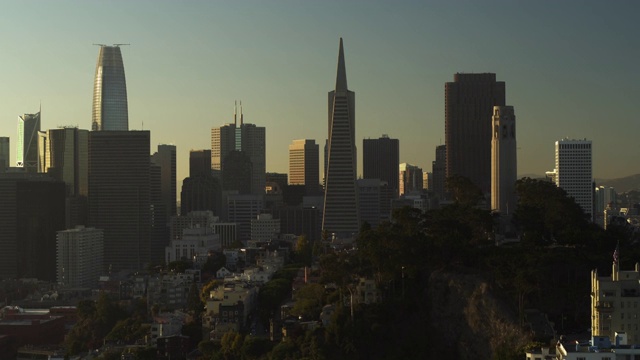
top-left (445, 73), bottom-right (505, 196)
top-left (88, 131), bottom-right (150, 273)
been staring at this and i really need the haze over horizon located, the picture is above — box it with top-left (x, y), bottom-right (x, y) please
top-left (1, 0), bottom-right (639, 187)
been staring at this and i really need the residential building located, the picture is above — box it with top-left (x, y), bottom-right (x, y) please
top-left (92, 45), bottom-right (129, 131)
top-left (553, 138), bottom-right (593, 220)
top-left (591, 262), bottom-right (640, 343)
top-left (323, 38), bottom-right (359, 239)
top-left (491, 105), bottom-right (517, 214)
top-left (289, 139), bottom-right (320, 195)
top-left (363, 135), bottom-right (399, 198)
top-left (445, 73), bottom-right (506, 195)
top-left (56, 226), bottom-right (104, 288)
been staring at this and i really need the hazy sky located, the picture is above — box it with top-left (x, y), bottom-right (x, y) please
top-left (1, 0), bottom-right (639, 187)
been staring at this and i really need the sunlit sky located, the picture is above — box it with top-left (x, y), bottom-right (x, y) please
top-left (1, 1), bottom-right (639, 189)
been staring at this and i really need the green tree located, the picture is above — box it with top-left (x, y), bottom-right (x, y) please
top-left (187, 281), bottom-right (204, 318)
top-left (446, 174), bottom-right (484, 207)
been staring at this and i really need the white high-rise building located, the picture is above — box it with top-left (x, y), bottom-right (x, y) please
top-left (56, 226), bottom-right (104, 288)
top-left (554, 138), bottom-right (593, 220)
top-left (491, 106), bottom-right (517, 214)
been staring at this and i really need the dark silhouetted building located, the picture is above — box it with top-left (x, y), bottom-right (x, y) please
top-left (38, 127), bottom-right (89, 228)
top-left (223, 150), bottom-right (252, 194)
top-left (0, 173), bottom-right (65, 280)
top-left (180, 175), bottom-right (221, 217)
top-left (151, 144), bottom-right (177, 220)
top-left (363, 135), bottom-right (399, 198)
top-left (190, 149), bottom-right (211, 178)
top-left (432, 145), bottom-right (446, 200)
top-left (0, 137), bottom-right (9, 171)
top-left (323, 38), bottom-right (359, 238)
top-left (88, 131), bottom-right (150, 273)
top-left (445, 73), bottom-right (505, 195)
top-left (211, 103), bottom-right (265, 195)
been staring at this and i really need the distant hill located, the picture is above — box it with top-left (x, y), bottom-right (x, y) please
top-left (596, 174), bottom-right (640, 193)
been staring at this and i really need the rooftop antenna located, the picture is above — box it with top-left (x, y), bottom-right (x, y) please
top-left (113, 43), bottom-right (130, 47)
top-left (240, 101), bottom-right (244, 126)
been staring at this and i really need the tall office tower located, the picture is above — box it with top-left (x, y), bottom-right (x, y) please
top-left (151, 144), bottom-right (177, 219)
top-left (399, 163), bottom-right (424, 196)
top-left (445, 73), bottom-right (505, 195)
top-left (323, 38), bottom-right (359, 238)
top-left (222, 150), bottom-right (252, 194)
top-left (0, 173), bottom-right (66, 280)
top-left (423, 172), bottom-right (431, 191)
top-left (553, 138), bottom-right (593, 220)
top-left (211, 104), bottom-right (265, 195)
top-left (56, 226), bottom-right (104, 288)
top-left (0, 137), bottom-right (9, 170)
top-left (180, 175), bottom-right (221, 216)
top-left (432, 145), bottom-right (446, 200)
top-left (39, 127), bottom-right (90, 228)
top-left (88, 131), bottom-right (150, 272)
top-left (357, 179), bottom-right (392, 229)
top-left (595, 186), bottom-right (617, 227)
top-left (226, 193), bottom-right (263, 242)
top-left (289, 139), bottom-right (320, 195)
top-left (190, 149), bottom-right (212, 178)
top-left (149, 163), bottom-right (167, 264)
top-left (363, 135), bottom-right (400, 198)
top-left (92, 45), bottom-right (129, 131)
top-left (17, 111), bottom-right (41, 172)
top-left (39, 127), bottom-right (89, 196)
top-left (491, 106), bottom-right (517, 213)
top-left (250, 214), bottom-right (280, 241)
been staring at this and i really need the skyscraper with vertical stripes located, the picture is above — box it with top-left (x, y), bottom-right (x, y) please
top-left (322, 38), bottom-right (359, 238)
top-left (92, 45), bottom-right (129, 131)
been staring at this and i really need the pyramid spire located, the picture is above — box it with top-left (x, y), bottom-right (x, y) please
top-left (335, 38), bottom-right (348, 92)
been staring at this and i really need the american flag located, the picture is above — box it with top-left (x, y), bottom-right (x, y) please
top-left (613, 244), bottom-right (619, 265)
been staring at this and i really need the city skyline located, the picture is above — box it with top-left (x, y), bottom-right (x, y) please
top-left (1, 1), bottom-right (639, 188)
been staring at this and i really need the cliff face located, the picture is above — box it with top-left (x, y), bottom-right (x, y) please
top-left (427, 270), bottom-right (531, 359)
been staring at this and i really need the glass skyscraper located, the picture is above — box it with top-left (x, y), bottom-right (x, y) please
top-left (17, 111), bottom-right (41, 172)
top-left (92, 45), bottom-right (129, 131)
